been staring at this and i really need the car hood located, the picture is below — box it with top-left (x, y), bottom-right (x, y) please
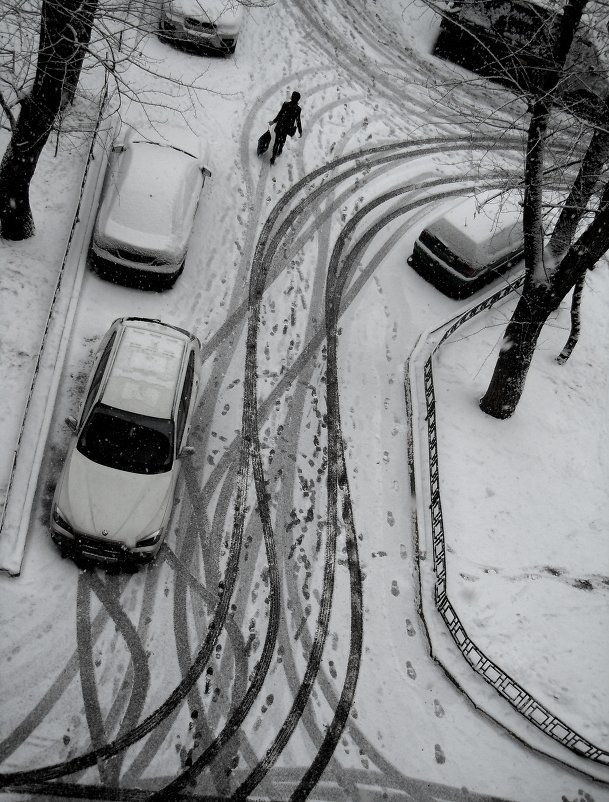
top-left (57, 448), bottom-right (176, 547)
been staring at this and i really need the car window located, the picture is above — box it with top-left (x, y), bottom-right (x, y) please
top-left (81, 332), bottom-right (116, 425)
top-left (77, 403), bottom-right (174, 474)
top-left (176, 351), bottom-right (195, 447)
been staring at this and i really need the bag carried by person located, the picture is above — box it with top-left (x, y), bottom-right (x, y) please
top-left (257, 129), bottom-right (271, 156)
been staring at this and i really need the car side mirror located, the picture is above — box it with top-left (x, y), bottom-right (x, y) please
top-left (180, 445), bottom-right (195, 457)
top-left (65, 416), bottom-right (77, 431)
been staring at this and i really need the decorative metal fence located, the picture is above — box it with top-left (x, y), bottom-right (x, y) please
top-left (420, 275), bottom-right (609, 766)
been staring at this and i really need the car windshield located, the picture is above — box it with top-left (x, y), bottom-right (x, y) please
top-left (131, 140), bottom-right (198, 160)
top-left (77, 403), bottom-right (174, 474)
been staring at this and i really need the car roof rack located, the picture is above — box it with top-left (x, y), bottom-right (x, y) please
top-left (122, 317), bottom-right (194, 340)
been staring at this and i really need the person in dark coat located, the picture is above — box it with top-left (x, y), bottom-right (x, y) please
top-left (268, 91), bottom-right (303, 165)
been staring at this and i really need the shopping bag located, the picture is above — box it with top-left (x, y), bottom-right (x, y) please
top-left (257, 129), bottom-right (272, 156)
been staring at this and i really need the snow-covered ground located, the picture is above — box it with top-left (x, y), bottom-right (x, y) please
top-left (434, 271), bottom-right (609, 751)
top-left (0, 1), bottom-right (607, 800)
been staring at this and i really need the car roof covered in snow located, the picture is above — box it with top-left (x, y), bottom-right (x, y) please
top-left (102, 321), bottom-right (188, 419)
top-left (125, 123), bottom-right (208, 162)
top-left (428, 190), bottom-right (523, 266)
top-left (168, 0), bottom-right (244, 24)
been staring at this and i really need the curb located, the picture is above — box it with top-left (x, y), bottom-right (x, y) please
top-left (0, 106), bottom-right (117, 576)
top-left (406, 276), bottom-right (609, 783)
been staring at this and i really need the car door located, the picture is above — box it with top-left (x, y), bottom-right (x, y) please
top-left (175, 349), bottom-right (197, 456)
top-left (78, 329), bottom-right (117, 428)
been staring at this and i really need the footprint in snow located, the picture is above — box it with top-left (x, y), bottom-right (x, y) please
top-left (434, 699), bottom-right (445, 718)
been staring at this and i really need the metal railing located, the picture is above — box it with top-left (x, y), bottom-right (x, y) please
top-left (419, 275), bottom-right (609, 766)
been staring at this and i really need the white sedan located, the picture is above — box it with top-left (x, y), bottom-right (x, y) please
top-left (91, 125), bottom-right (211, 288)
top-left (159, 0), bottom-right (244, 54)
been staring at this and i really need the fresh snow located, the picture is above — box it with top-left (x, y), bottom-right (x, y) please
top-left (0, 1), bottom-right (607, 801)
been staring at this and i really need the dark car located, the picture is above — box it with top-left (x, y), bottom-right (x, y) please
top-left (433, 0), bottom-right (608, 123)
top-left (407, 190), bottom-right (525, 298)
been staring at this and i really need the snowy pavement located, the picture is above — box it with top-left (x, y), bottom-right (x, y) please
top-left (0, 1), bottom-right (607, 801)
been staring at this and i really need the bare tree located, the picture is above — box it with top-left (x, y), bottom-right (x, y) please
top-left (554, 172), bottom-right (609, 361)
top-left (0, 0), bottom-right (262, 240)
top-left (0, 0), bottom-right (100, 240)
top-left (420, 0), bottom-right (609, 417)
top-left (478, 0), bottom-right (609, 417)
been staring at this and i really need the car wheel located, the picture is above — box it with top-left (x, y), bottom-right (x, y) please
top-left (164, 261), bottom-right (185, 289)
top-left (51, 533), bottom-right (68, 558)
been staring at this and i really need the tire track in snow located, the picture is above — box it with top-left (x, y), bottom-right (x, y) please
top-left (146, 202), bottom-right (289, 801)
top-left (0, 139), bottom-right (527, 795)
top-left (229, 117), bottom-right (407, 799)
top-left (148, 142), bottom-right (474, 798)
top-left (228, 174), bottom-right (525, 799)
top-left (139, 78), bottom-right (360, 791)
top-left (83, 573), bottom-right (151, 787)
top-left (288, 0), bottom-right (546, 140)
top-left (183, 172), bottom-right (520, 798)
top-left (241, 124), bottom-right (427, 800)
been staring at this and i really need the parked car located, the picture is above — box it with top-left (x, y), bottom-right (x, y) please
top-left (159, 0), bottom-right (244, 54)
top-left (90, 125), bottom-right (211, 288)
top-left (407, 190), bottom-right (524, 298)
top-left (51, 318), bottom-right (202, 566)
top-left (433, 0), bottom-right (607, 124)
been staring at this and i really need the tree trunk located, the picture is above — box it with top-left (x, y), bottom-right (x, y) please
top-left (554, 174), bottom-right (609, 363)
top-left (481, 179), bottom-right (609, 415)
top-left (479, 0), bottom-right (589, 418)
top-left (556, 273), bottom-right (585, 364)
top-left (62, 0), bottom-right (98, 108)
top-left (0, 96), bottom-right (51, 239)
top-left (0, 0), bottom-right (96, 240)
top-left (479, 287), bottom-right (556, 418)
top-left (548, 115), bottom-right (609, 258)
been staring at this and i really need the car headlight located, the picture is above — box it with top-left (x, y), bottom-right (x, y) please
top-left (136, 529), bottom-right (163, 549)
top-left (52, 505), bottom-right (74, 535)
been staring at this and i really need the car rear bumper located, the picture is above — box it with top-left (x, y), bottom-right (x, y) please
top-left (91, 242), bottom-right (182, 275)
top-left (90, 246), bottom-right (184, 289)
top-left (408, 241), bottom-right (478, 298)
top-left (407, 241), bottom-right (523, 299)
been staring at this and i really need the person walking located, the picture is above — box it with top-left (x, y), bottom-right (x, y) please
top-left (268, 91), bottom-right (303, 165)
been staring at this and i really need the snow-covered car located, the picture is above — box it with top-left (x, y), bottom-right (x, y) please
top-left (159, 0), bottom-right (244, 54)
top-left (91, 125), bottom-right (211, 288)
top-left (407, 190), bottom-right (525, 298)
top-left (51, 318), bottom-right (201, 566)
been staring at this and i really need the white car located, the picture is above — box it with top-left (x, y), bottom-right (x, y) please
top-left (159, 0), bottom-right (244, 54)
top-left (91, 125), bottom-right (211, 288)
top-left (51, 318), bottom-right (201, 566)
